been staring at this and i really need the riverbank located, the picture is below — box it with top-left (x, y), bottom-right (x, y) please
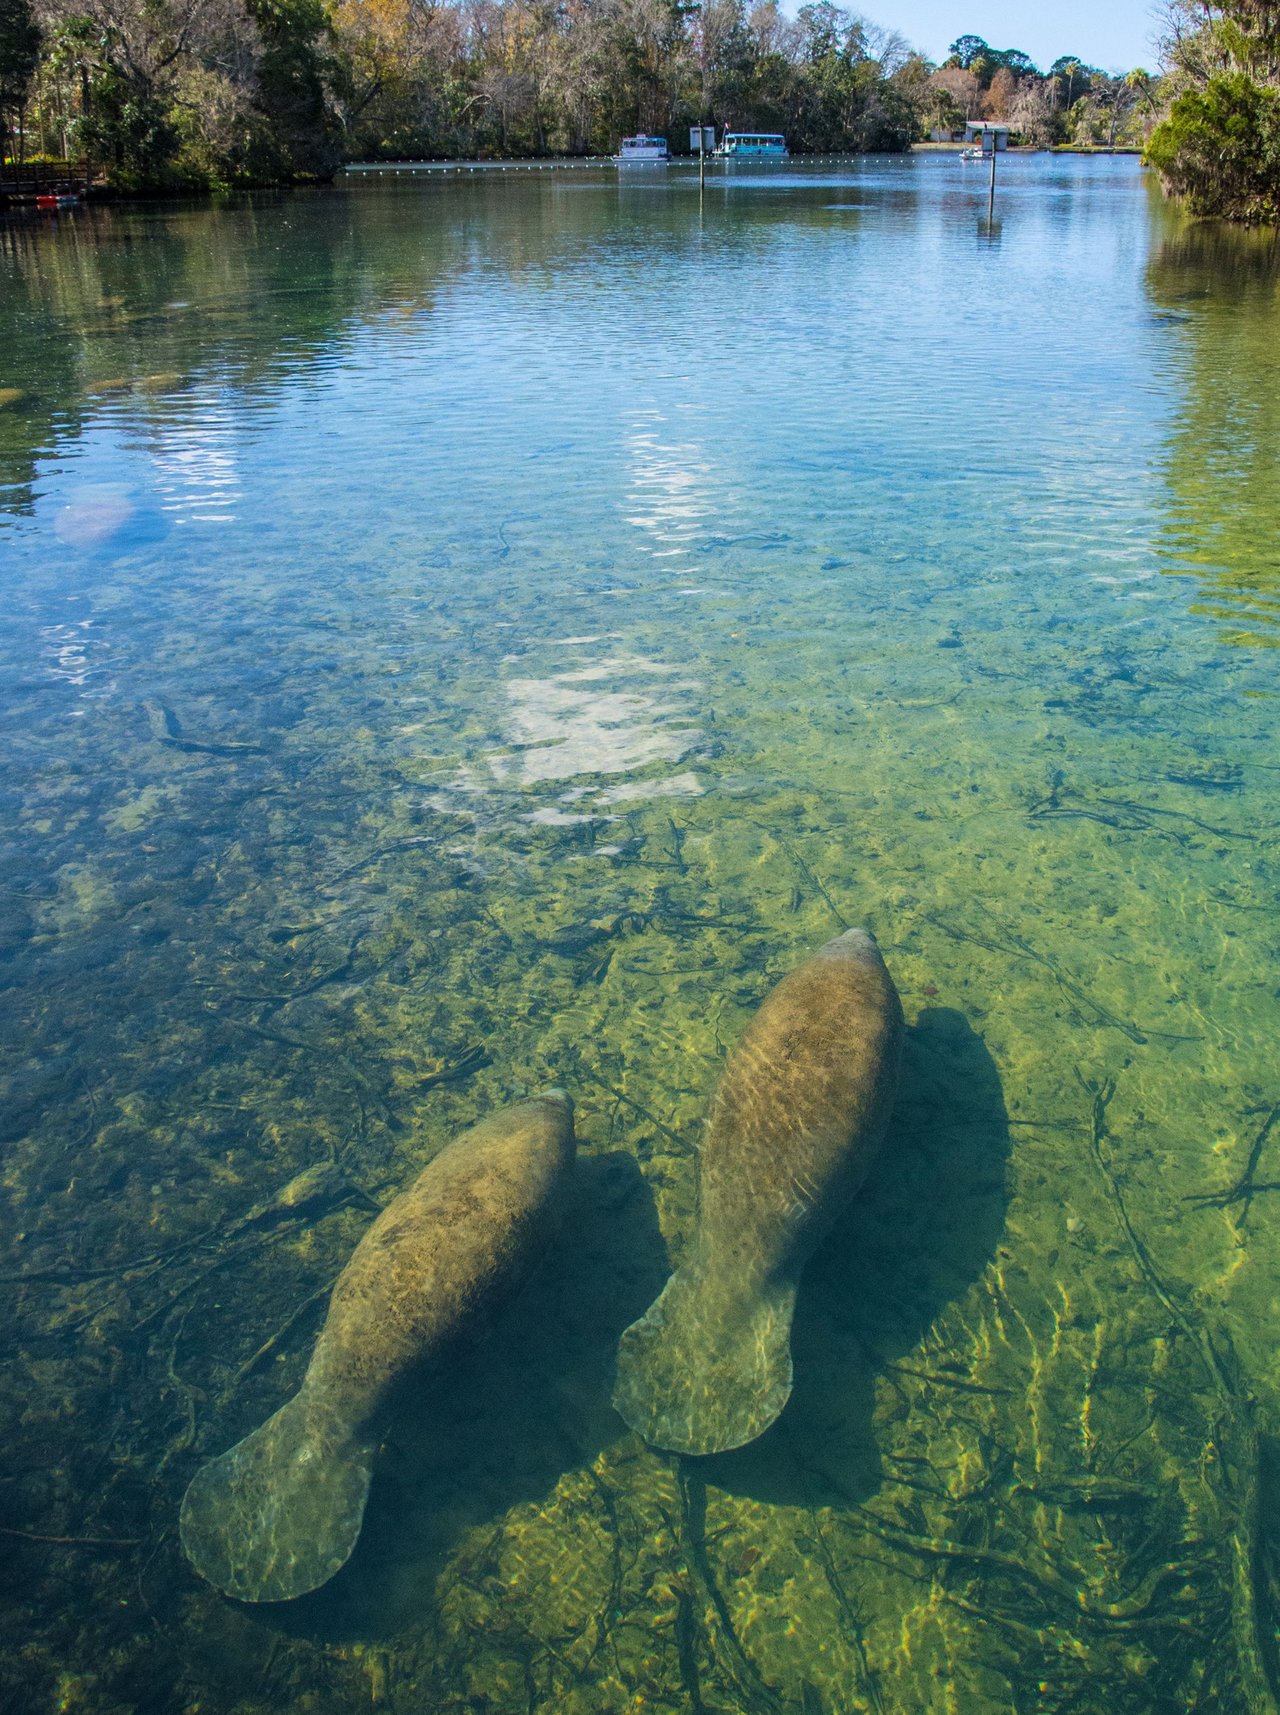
top-left (4, 147), bottom-right (929, 207)
top-left (912, 140), bottom-right (1144, 155)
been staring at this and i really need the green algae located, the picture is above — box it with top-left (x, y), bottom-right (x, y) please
top-left (0, 160), bottom-right (1279, 1714)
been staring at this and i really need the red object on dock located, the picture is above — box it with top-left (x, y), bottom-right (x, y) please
top-left (0, 161), bottom-right (89, 208)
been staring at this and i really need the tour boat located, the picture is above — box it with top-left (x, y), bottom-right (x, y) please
top-left (618, 135), bottom-right (670, 164)
top-left (717, 132), bottom-right (789, 159)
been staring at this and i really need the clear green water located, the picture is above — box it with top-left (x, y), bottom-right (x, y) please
top-left (1, 155), bottom-right (1278, 1713)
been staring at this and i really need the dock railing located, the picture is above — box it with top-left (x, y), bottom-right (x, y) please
top-left (0, 159), bottom-right (92, 204)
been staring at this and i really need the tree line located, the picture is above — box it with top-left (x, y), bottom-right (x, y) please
top-left (3, 2), bottom-right (1277, 220)
top-left (0, 2), bottom-right (1169, 189)
top-left (914, 32), bottom-right (1157, 150)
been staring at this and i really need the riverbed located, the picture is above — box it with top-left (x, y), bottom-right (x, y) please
top-left (1, 155), bottom-right (1278, 1713)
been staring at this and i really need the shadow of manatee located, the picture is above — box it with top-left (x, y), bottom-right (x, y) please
top-left (693, 1006), bottom-right (1012, 1508)
top-left (272, 1147), bottom-right (667, 1641)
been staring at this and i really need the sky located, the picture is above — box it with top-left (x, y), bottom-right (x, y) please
top-left (873, 2), bottom-right (1161, 73)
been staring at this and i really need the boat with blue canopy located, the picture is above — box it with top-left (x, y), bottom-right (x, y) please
top-left (717, 132), bottom-right (789, 159)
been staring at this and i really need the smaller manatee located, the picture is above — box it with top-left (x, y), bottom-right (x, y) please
top-left (613, 928), bottom-right (903, 1455)
top-left (180, 1093), bottom-right (575, 1602)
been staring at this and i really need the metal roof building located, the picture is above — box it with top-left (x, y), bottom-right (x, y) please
top-left (964, 122), bottom-right (1011, 151)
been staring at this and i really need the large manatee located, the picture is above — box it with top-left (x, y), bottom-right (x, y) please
top-left (613, 929), bottom-right (902, 1454)
top-left (181, 1093), bottom-right (575, 1601)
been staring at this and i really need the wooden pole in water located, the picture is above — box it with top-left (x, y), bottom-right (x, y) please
top-left (987, 134), bottom-right (996, 220)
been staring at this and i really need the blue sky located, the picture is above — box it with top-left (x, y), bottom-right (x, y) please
top-left (872, 2), bottom-right (1161, 73)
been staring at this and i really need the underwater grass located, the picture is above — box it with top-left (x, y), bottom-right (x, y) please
top-left (1, 160), bottom-right (1279, 1713)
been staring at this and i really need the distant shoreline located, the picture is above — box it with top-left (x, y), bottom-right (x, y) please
top-left (911, 141), bottom-right (1143, 155)
top-left (340, 144), bottom-right (1146, 176)
top-left (2, 145), bottom-right (1147, 210)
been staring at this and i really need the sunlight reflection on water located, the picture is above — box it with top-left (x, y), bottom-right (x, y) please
top-left (1, 157), bottom-right (1278, 1715)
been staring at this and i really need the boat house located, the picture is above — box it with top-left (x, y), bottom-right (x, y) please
top-left (963, 122), bottom-right (1011, 152)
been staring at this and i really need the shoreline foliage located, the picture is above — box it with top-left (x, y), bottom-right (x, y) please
top-left (1146, 0), bottom-right (1280, 221)
top-left (917, 37), bottom-right (1154, 151)
top-left (0, 4), bottom-right (1160, 192)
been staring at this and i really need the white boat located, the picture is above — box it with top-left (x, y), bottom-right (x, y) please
top-left (959, 146), bottom-right (984, 162)
top-left (618, 134), bottom-right (670, 164)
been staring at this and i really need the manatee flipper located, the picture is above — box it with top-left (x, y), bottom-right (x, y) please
top-left (612, 1260), bottom-right (797, 1455)
top-left (179, 1394), bottom-right (373, 1603)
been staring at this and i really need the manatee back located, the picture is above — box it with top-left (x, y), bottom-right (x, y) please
top-left (698, 927), bottom-right (903, 1277)
top-left (308, 1095), bottom-right (576, 1426)
top-left (613, 931), bottom-right (902, 1455)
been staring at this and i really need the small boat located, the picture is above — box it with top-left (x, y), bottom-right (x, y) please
top-left (618, 134), bottom-right (670, 164)
top-left (959, 146), bottom-right (984, 162)
top-left (717, 132), bottom-right (789, 159)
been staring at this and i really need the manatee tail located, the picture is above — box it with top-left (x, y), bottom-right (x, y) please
top-left (180, 1391), bottom-right (374, 1602)
top-left (612, 1261), bottom-right (797, 1455)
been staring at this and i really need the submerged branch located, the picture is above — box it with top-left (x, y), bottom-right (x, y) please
top-left (0, 1526), bottom-right (142, 1549)
top-left (1184, 1104), bottom-right (1280, 1228)
top-left (673, 1460), bottom-right (784, 1715)
top-left (230, 1274), bottom-right (339, 1386)
top-left (1076, 1068), bottom-right (1280, 1714)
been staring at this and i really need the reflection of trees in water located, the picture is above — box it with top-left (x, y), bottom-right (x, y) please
top-left (0, 193), bottom-right (444, 516)
top-left (0, 172), bottom-right (918, 523)
top-left (1148, 221), bottom-right (1280, 649)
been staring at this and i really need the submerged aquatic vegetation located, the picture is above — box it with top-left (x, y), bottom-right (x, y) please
top-left (0, 159), bottom-right (1279, 1714)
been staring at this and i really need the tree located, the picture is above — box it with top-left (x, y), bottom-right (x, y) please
top-left (982, 64), bottom-right (1016, 119)
top-left (0, 0), bottom-right (40, 160)
top-left (244, 0), bottom-right (337, 176)
top-left (1087, 71), bottom-right (1140, 146)
top-left (795, 2), bottom-right (848, 64)
top-left (39, 8), bottom-right (177, 179)
top-left (1000, 48), bottom-right (1038, 77)
top-left (928, 63), bottom-right (980, 122)
top-left (691, 0), bottom-right (755, 126)
top-left (1008, 78), bottom-right (1054, 146)
top-left (1147, 68), bottom-right (1280, 217)
top-left (948, 34), bottom-right (1036, 83)
top-left (1125, 66), bottom-right (1160, 137)
top-left (1147, 0), bottom-right (1280, 220)
top-left (862, 19), bottom-right (911, 77)
top-left (28, 0), bottom-right (268, 182)
top-left (947, 33), bottom-right (988, 69)
top-left (17, 0), bottom-right (923, 183)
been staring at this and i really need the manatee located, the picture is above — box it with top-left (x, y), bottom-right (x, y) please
top-left (52, 485), bottom-right (136, 552)
top-left (180, 1093), bottom-right (575, 1602)
top-left (613, 928), bottom-right (903, 1455)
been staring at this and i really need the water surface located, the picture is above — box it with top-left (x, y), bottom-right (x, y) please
top-left (2, 155), bottom-right (1279, 1713)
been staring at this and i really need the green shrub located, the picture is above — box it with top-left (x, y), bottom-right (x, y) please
top-left (1146, 71), bottom-right (1280, 222)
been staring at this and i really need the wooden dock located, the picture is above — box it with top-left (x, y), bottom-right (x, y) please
top-left (0, 160), bottom-right (91, 207)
